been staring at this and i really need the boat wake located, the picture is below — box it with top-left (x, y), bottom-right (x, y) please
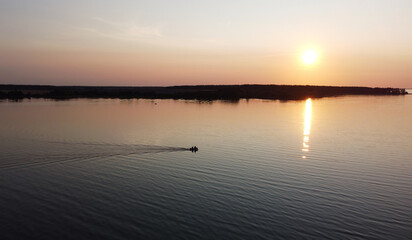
top-left (0, 140), bottom-right (188, 170)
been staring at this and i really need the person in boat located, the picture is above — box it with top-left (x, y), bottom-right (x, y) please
top-left (190, 146), bottom-right (198, 152)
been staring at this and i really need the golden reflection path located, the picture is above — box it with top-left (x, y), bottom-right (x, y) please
top-left (302, 98), bottom-right (312, 159)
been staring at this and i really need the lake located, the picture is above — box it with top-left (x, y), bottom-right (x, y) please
top-left (1, 94), bottom-right (411, 239)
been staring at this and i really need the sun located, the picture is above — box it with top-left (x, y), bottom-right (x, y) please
top-left (301, 49), bottom-right (318, 65)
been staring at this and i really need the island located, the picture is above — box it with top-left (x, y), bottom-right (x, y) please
top-left (0, 84), bottom-right (408, 101)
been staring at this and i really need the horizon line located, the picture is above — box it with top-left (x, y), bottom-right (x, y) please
top-left (0, 83), bottom-right (409, 89)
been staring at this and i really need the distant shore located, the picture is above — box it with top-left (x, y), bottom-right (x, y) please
top-left (0, 84), bottom-right (408, 101)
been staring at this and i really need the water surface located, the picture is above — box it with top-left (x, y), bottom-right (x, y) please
top-left (1, 95), bottom-right (411, 239)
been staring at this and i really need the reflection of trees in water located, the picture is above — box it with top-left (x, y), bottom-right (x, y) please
top-left (0, 85), bottom-right (408, 101)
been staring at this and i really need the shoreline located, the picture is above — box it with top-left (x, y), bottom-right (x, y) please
top-left (0, 84), bottom-right (408, 101)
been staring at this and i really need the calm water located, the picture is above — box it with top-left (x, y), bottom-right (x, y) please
top-left (1, 95), bottom-right (411, 239)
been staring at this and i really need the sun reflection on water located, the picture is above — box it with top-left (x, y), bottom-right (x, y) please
top-left (302, 98), bottom-right (312, 158)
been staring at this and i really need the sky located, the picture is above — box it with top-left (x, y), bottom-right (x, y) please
top-left (0, 0), bottom-right (411, 87)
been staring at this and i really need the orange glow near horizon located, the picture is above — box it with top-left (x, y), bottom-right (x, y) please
top-left (1, 47), bottom-right (411, 87)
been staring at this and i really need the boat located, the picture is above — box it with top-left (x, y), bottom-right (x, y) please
top-left (189, 146), bottom-right (198, 152)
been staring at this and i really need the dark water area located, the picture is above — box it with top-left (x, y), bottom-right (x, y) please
top-left (1, 96), bottom-right (411, 239)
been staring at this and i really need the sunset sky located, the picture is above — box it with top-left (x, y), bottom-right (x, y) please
top-left (0, 1), bottom-right (411, 87)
